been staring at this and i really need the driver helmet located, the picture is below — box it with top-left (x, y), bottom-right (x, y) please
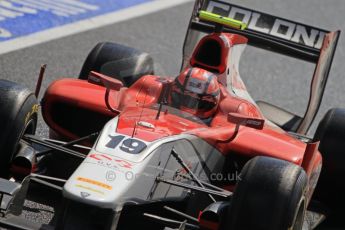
top-left (170, 67), bottom-right (220, 119)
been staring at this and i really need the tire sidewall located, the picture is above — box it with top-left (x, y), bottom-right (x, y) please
top-left (79, 42), bottom-right (154, 87)
top-left (0, 85), bottom-right (38, 177)
top-left (313, 108), bottom-right (345, 210)
top-left (226, 157), bottom-right (307, 230)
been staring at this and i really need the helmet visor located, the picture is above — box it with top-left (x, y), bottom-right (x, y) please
top-left (171, 89), bottom-right (217, 112)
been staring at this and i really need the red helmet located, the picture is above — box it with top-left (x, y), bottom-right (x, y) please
top-left (170, 67), bottom-right (220, 119)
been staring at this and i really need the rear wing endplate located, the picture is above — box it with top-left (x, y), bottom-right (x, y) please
top-left (183, 0), bottom-right (340, 134)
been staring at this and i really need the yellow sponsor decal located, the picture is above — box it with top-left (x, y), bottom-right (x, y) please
top-left (76, 184), bottom-right (105, 195)
top-left (199, 10), bottom-right (247, 30)
top-left (25, 104), bottom-right (39, 124)
top-left (77, 177), bottom-right (112, 190)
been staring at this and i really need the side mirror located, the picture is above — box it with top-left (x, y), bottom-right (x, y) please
top-left (88, 71), bottom-right (122, 114)
top-left (88, 71), bottom-right (123, 91)
top-left (227, 113), bottom-right (265, 130)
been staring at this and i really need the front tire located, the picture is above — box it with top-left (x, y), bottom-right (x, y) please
top-left (79, 42), bottom-right (154, 87)
top-left (224, 156), bottom-right (307, 230)
top-left (0, 80), bottom-right (38, 177)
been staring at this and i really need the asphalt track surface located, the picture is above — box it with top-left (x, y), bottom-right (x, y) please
top-left (0, 0), bottom-right (345, 228)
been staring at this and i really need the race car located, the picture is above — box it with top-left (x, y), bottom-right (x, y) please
top-left (0, 0), bottom-right (343, 229)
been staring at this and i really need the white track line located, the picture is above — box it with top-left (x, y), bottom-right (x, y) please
top-left (0, 0), bottom-right (193, 55)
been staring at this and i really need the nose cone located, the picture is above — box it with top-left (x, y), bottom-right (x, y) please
top-left (63, 162), bottom-right (136, 209)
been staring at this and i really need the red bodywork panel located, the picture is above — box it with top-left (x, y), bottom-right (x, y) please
top-left (42, 75), bottom-right (319, 167)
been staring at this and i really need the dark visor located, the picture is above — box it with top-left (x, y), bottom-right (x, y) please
top-left (171, 90), bottom-right (216, 111)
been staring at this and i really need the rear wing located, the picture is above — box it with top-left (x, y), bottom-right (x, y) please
top-left (183, 0), bottom-right (340, 134)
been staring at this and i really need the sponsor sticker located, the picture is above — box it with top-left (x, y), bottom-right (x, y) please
top-left (77, 177), bottom-right (112, 190)
top-left (24, 104), bottom-right (39, 124)
top-left (87, 153), bottom-right (134, 170)
top-left (186, 78), bottom-right (207, 94)
top-left (76, 184), bottom-right (105, 195)
top-left (80, 192), bottom-right (90, 198)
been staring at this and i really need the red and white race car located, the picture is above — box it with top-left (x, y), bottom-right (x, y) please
top-left (0, 0), bottom-right (343, 229)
